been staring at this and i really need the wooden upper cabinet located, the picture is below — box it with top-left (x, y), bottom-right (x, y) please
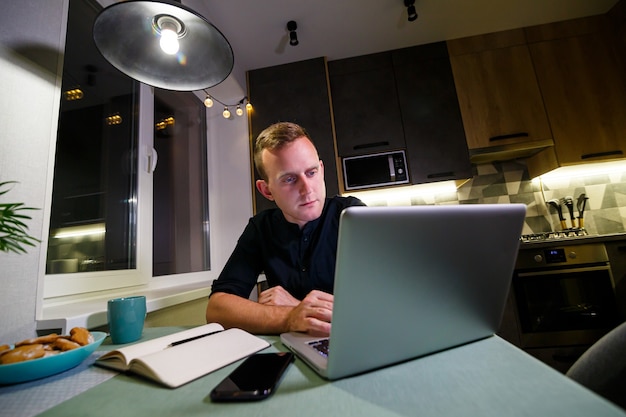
top-left (447, 29), bottom-right (553, 153)
top-left (392, 42), bottom-right (472, 183)
top-left (526, 16), bottom-right (626, 165)
top-left (247, 57), bottom-right (339, 214)
top-left (328, 52), bottom-right (406, 157)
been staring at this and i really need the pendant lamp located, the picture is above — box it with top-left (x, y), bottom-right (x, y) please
top-left (93, 0), bottom-right (234, 91)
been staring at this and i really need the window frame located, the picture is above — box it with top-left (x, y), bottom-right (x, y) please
top-left (43, 84), bottom-right (214, 299)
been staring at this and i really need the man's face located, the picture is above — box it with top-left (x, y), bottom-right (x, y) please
top-left (256, 136), bottom-right (326, 228)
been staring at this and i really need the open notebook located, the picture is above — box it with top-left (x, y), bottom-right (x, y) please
top-left (281, 204), bottom-right (526, 380)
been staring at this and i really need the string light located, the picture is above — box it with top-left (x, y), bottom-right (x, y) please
top-left (203, 89), bottom-right (252, 119)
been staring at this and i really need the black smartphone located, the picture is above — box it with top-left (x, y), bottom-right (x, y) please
top-left (209, 352), bottom-right (294, 402)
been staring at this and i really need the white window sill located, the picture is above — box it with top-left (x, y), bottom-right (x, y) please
top-left (37, 280), bottom-right (213, 334)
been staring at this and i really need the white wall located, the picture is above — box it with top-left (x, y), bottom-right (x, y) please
top-left (0, 1), bottom-right (67, 341)
top-left (0, 1), bottom-right (253, 341)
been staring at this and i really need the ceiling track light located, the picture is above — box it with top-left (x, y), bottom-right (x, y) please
top-left (203, 90), bottom-right (252, 119)
top-left (404, 0), bottom-right (418, 22)
top-left (287, 20), bottom-right (299, 46)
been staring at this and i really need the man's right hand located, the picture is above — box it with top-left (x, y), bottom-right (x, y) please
top-left (258, 285), bottom-right (299, 307)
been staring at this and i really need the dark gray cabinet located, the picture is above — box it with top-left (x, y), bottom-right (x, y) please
top-left (328, 42), bottom-right (471, 185)
top-left (247, 57), bottom-right (339, 214)
top-left (328, 52), bottom-right (406, 157)
top-left (393, 42), bottom-right (472, 183)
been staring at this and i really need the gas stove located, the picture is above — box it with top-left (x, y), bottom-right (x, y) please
top-left (520, 228), bottom-right (589, 242)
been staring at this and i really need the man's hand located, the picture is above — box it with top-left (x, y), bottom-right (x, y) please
top-left (286, 290), bottom-right (333, 337)
top-left (206, 289), bottom-right (333, 336)
top-left (258, 285), bottom-right (299, 307)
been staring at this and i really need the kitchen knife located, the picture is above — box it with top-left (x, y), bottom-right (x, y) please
top-left (548, 199), bottom-right (567, 230)
top-left (563, 196), bottom-right (576, 229)
top-left (577, 193), bottom-right (589, 229)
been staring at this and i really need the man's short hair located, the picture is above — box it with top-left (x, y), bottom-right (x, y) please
top-left (254, 122), bottom-right (316, 181)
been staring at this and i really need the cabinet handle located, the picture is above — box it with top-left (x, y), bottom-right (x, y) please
top-left (427, 171), bottom-right (454, 179)
top-left (580, 150), bottom-right (624, 160)
top-left (353, 141), bottom-right (390, 150)
top-left (489, 133), bottom-right (529, 142)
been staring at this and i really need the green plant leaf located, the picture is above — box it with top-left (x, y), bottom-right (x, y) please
top-left (0, 181), bottom-right (40, 254)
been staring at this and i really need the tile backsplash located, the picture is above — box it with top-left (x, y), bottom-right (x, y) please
top-left (355, 160), bottom-right (626, 236)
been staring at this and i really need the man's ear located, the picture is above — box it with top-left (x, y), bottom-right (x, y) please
top-left (255, 179), bottom-right (274, 201)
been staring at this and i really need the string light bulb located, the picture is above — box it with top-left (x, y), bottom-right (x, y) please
top-left (203, 90), bottom-right (251, 120)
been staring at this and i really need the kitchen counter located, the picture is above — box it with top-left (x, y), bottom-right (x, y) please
top-left (4, 327), bottom-right (626, 417)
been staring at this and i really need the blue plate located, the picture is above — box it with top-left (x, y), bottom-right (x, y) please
top-left (0, 331), bottom-right (107, 385)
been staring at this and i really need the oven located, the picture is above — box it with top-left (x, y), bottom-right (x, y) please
top-left (510, 240), bottom-right (622, 372)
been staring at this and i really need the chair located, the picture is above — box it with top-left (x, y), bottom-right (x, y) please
top-left (566, 321), bottom-right (626, 409)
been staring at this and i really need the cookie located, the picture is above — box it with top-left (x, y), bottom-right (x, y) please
top-left (70, 327), bottom-right (94, 346)
top-left (0, 344), bottom-right (45, 364)
top-left (52, 338), bottom-right (81, 351)
top-left (15, 333), bottom-right (60, 347)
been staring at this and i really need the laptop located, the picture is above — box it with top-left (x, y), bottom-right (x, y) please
top-left (280, 203), bottom-right (526, 380)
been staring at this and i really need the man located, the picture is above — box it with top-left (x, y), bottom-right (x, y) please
top-left (206, 122), bottom-right (364, 336)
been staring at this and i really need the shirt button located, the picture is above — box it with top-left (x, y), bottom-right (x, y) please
top-left (301, 267), bottom-right (307, 272)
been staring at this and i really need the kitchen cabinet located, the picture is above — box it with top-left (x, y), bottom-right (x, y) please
top-left (525, 16), bottom-right (626, 174)
top-left (392, 42), bottom-right (472, 183)
top-left (328, 52), bottom-right (406, 157)
top-left (247, 57), bottom-right (339, 214)
top-left (329, 42), bottom-right (471, 185)
top-left (447, 29), bottom-right (554, 163)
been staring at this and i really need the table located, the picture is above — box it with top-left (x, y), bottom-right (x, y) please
top-left (4, 327), bottom-right (626, 417)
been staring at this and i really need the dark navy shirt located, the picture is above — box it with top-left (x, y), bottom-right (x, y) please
top-left (211, 195), bottom-right (365, 300)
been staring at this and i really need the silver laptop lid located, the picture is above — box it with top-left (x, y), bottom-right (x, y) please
top-left (325, 204), bottom-right (526, 379)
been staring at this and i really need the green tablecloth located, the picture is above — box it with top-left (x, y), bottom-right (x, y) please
top-left (10, 327), bottom-right (626, 417)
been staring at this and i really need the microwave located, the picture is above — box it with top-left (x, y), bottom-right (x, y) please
top-left (342, 150), bottom-right (409, 191)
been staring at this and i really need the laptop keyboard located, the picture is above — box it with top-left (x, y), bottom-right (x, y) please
top-left (308, 339), bottom-right (329, 357)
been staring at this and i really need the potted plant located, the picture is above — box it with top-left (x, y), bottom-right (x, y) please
top-left (0, 181), bottom-right (40, 254)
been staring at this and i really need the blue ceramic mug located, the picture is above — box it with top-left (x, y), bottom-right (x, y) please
top-left (107, 296), bottom-right (147, 344)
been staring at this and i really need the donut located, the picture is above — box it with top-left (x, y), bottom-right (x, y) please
top-left (52, 338), bottom-right (81, 351)
top-left (0, 344), bottom-right (45, 364)
top-left (15, 333), bottom-right (60, 347)
top-left (70, 327), bottom-right (94, 346)
top-left (0, 344), bottom-right (10, 356)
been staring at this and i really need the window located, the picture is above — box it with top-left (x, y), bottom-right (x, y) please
top-left (44, 0), bottom-right (211, 298)
top-left (153, 89), bottom-right (211, 277)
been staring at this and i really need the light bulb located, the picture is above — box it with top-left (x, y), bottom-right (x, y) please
top-left (223, 107), bottom-right (231, 118)
top-left (235, 105), bottom-right (243, 116)
top-left (159, 27), bottom-right (179, 55)
top-left (245, 102), bottom-right (252, 111)
top-left (204, 96), bottom-right (214, 107)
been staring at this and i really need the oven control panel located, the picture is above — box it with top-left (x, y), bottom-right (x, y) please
top-left (517, 243), bottom-right (609, 269)
top-left (543, 248), bottom-right (567, 263)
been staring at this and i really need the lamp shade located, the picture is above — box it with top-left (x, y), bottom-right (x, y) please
top-left (93, 0), bottom-right (234, 91)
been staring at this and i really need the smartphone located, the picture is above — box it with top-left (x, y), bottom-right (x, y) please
top-left (209, 352), bottom-right (294, 402)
